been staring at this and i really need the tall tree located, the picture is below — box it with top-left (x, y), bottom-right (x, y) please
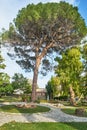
top-left (1, 2), bottom-right (87, 101)
top-left (55, 47), bottom-right (83, 105)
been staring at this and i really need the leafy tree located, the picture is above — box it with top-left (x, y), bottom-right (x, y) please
top-left (1, 2), bottom-right (87, 101)
top-left (12, 73), bottom-right (31, 93)
top-left (0, 54), bottom-right (12, 96)
top-left (55, 47), bottom-right (83, 105)
top-left (0, 73), bottom-right (12, 96)
top-left (0, 54), bottom-right (6, 70)
top-left (46, 76), bottom-right (61, 99)
top-left (81, 44), bottom-right (87, 97)
top-left (46, 80), bottom-right (53, 100)
top-left (50, 77), bottom-right (61, 98)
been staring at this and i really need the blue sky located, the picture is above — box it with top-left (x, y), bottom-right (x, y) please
top-left (78, 0), bottom-right (87, 25)
top-left (0, 0), bottom-right (87, 88)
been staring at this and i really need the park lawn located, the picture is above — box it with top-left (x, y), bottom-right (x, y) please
top-left (61, 107), bottom-right (87, 117)
top-left (0, 122), bottom-right (87, 130)
top-left (0, 96), bottom-right (21, 102)
top-left (0, 105), bottom-right (50, 113)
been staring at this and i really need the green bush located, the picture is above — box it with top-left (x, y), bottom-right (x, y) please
top-left (21, 94), bottom-right (31, 102)
top-left (54, 95), bottom-right (68, 101)
top-left (34, 97), bottom-right (40, 104)
top-left (48, 100), bottom-right (59, 104)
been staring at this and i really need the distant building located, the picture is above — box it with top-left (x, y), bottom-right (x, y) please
top-left (36, 88), bottom-right (47, 100)
top-left (13, 89), bottom-right (24, 95)
top-left (13, 88), bottom-right (47, 100)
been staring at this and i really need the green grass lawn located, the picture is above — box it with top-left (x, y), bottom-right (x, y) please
top-left (61, 107), bottom-right (87, 117)
top-left (0, 105), bottom-right (50, 113)
top-left (0, 122), bottom-right (87, 130)
top-left (0, 96), bottom-right (21, 102)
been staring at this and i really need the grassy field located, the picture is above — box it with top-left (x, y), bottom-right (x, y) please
top-left (0, 105), bottom-right (50, 113)
top-left (0, 122), bottom-right (87, 130)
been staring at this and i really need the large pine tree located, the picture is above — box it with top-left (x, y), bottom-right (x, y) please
top-left (1, 2), bottom-right (87, 101)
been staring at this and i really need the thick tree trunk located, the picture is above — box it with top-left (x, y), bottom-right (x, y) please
top-left (31, 58), bottom-right (40, 102)
top-left (69, 86), bottom-right (76, 106)
top-left (31, 42), bottom-right (54, 102)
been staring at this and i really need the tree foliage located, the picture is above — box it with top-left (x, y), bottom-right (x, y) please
top-left (0, 53), bottom-right (12, 96)
top-left (83, 44), bottom-right (87, 72)
top-left (0, 54), bottom-right (6, 70)
top-left (49, 77), bottom-right (61, 97)
top-left (1, 2), bottom-right (87, 101)
top-left (55, 47), bottom-right (83, 105)
top-left (46, 76), bottom-right (61, 99)
top-left (12, 73), bottom-right (31, 94)
top-left (46, 80), bottom-right (53, 100)
top-left (81, 44), bottom-right (87, 97)
top-left (55, 47), bottom-right (83, 96)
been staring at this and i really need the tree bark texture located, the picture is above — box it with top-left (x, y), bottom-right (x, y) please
top-left (69, 86), bottom-right (76, 106)
top-left (31, 58), bottom-right (40, 102)
top-left (31, 43), bottom-right (54, 102)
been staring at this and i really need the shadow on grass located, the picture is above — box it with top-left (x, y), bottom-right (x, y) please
top-left (64, 122), bottom-right (87, 130)
top-left (0, 103), bottom-right (87, 126)
top-left (0, 104), bottom-right (50, 113)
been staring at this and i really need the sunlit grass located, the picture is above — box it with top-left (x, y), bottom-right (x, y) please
top-left (0, 122), bottom-right (87, 130)
top-left (0, 96), bottom-right (21, 102)
top-left (0, 105), bottom-right (50, 113)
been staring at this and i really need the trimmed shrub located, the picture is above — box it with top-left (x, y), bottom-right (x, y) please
top-left (54, 95), bottom-right (68, 101)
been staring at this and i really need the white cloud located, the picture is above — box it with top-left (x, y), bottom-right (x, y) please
top-left (65, 0), bottom-right (76, 4)
top-left (65, 0), bottom-right (80, 6)
top-left (36, 0), bottom-right (77, 5)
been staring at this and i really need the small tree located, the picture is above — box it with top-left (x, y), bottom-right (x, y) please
top-left (46, 80), bottom-right (53, 100)
top-left (0, 54), bottom-right (6, 70)
top-left (0, 54), bottom-right (12, 96)
top-left (1, 2), bottom-right (87, 101)
top-left (50, 77), bottom-right (61, 98)
top-left (12, 73), bottom-right (31, 93)
top-left (46, 76), bottom-right (61, 99)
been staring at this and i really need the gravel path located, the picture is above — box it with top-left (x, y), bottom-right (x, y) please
top-left (0, 102), bottom-right (87, 126)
